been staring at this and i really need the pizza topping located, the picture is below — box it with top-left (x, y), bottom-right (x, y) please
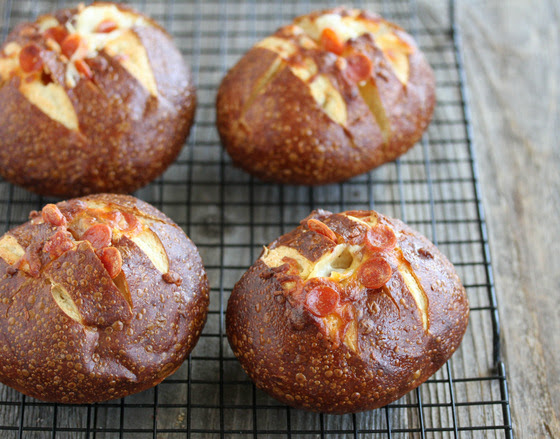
top-left (358, 255), bottom-right (392, 289)
top-left (95, 19), bottom-right (118, 33)
top-left (82, 223), bottom-right (112, 249)
top-left (74, 59), bottom-right (93, 79)
top-left (320, 27), bottom-right (344, 55)
top-left (42, 204), bottom-right (67, 227)
top-left (43, 25), bottom-right (69, 45)
top-left (294, 9), bottom-right (414, 84)
top-left (119, 212), bottom-right (142, 234)
top-left (61, 33), bottom-right (87, 59)
top-left (263, 211), bottom-right (403, 346)
top-left (305, 282), bottom-right (340, 317)
top-left (278, 274), bottom-right (304, 296)
top-left (74, 59), bottom-right (92, 78)
top-left (20, 243), bottom-right (43, 277)
top-left (85, 209), bottom-right (142, 235)
top-left (345, 52), bottom-right (373, 83)
top-left (364, 224), bottom-right (397, 252)
top-left (43, 230), bottom-right (74, 259)
top-left (307, 218), bottom-right (337, 242)
top-left (282, 256), bottom-right (302, 275)
top-left (19, 44), bottom-right (43, 73)
top-left (97, 246), bottom-right (122, 278)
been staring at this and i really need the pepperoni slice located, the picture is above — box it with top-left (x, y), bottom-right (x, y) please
top-left (43, 230), bottom-right (74, 259)
top-left (61, 34), bottom-right (86, 59)
top-left (95, 19), bottom-right (118, 33)
top-left (88, 210), bottom-right (141, 234)
top-left (364, 225), bottom-right (397, 252)
top-left (121, 212), bottom-right (142, 234)
top-left (74, 59), bottom-right (92, 78)
top-left (82, 223), bottom-right (112, 249)
top-left (98, 246), bottom-right (122, 278)
top-left (92, 210), bottom-right (121, 229)
top-left (305, 284), bottom-right (340, 317)
top-left (358, 256), bottom-right (392, 289)
top-left (307, 218), bottom-right (337, 242)
top-left (19, 44), bottom-right (43, 73)
top-left (345, 53), bottom-right (373, 83)
top-left (43, 25), bottom-right (68, 45)
top-left (320, 28), bottom-right (345, 55)
top-left (42, 204), bottom-right (67, 227)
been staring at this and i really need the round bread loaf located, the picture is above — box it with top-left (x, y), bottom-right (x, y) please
top-left (0, 2), bottom-right (196, 197)
top-left (0, 194), bottom-right (209, 403)
top-left (217, 7), bottom-right (435, 185)
top-left (226, 209), bottom-right (468, 413)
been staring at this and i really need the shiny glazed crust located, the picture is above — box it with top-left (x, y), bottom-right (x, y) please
top-left (226, 209), bottom-right (468, 413)
top-left (0, 2), bottom-right (196, 197)
top-left (216, 7), bottom-right (435, 185)
top-left (0, 194), bottom-right (209, 403)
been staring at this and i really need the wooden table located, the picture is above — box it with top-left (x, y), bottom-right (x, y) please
top-left (0, 0), bottom-right (558, 437)
top-left (458, 1), bottom-right (560, 437)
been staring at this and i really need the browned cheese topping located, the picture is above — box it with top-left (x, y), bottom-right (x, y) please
top-left (0, 199), bottom-right (175, 326)
top-left (260, 211), bottom-right (428, 352)
top-left (0, 3), bottom-right (157, 130)
top-left (252, 8), bottom-right (414, 140)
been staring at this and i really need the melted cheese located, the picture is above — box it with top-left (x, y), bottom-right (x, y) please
top-left (0, 42), bottom-right (21, 82)
top-left (309, 74), bottom-right (347, 125)
top-left (296, 11), bottom-right (412, 84)
top-left (261, 245), bottom-right (312, 278)
top-left (0, 235), bottom-right (25, 265)
top-left (19, 81), bottom-right (79, 130)
top-left (37, 16), bottom-right (59, 32)
top-left (306, 244), bottom-right (363, 281)
top-left (67, 4), bottom-right (157, 94)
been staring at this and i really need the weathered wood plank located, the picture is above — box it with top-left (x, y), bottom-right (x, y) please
top-left (459, 0), bottom-right (560, 437)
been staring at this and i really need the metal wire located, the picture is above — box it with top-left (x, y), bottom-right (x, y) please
top-left (0, 0), bottom-right (513, 437)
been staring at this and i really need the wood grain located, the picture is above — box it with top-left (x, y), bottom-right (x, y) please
top-left (458, 0), bottom-right (560, 437)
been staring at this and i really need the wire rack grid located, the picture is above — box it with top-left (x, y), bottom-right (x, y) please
top-left (0, 0), bottom-right (513, 437)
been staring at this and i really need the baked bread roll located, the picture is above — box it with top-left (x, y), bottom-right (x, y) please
top-left (227, 209), bottom-right (468, 413)
top-left (0, 194), bottom-right (209, 403)
top-left (217, 7), bottom-right (435, 185)
top-left (0, 2), bottom-right (196, 197)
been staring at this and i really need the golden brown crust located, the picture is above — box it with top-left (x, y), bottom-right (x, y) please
top-left (226, 209), bottom-right (468, 413)
top-left (0, 194), bottom-right (209, 403)
top-left (216, 7), bottom-right (435, 185)
top-left (0, 2), bottom-right (196, 197)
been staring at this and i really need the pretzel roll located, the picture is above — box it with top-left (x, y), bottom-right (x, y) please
top-left (0, 2), bottom-right (196, 197)
top-left (0, 194), bottom-right (209, 403)
top-left (226, 209), bottom-right (468, 413)
top-left (217, 7), bottom-right (435, 185)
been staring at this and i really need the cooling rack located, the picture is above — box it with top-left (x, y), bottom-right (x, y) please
top-left (0, 0), bottom-right (513, 437)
